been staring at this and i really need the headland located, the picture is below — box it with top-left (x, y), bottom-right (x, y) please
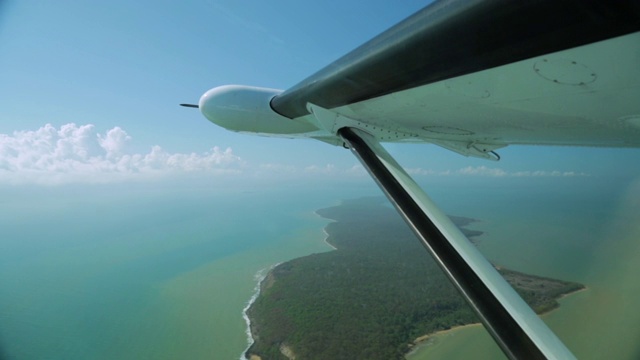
top-left (245, 197), bottom-right (584, 359)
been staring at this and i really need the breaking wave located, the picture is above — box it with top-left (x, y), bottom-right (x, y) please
top-left (240, 263), bottom-right (280, 360)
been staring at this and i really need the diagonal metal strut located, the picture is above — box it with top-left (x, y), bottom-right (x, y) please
top-left (338, 127), bottom-right (575, 360)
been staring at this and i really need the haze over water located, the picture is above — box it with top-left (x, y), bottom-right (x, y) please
top-left (0, 184), bottom-right (368, 359)
top-left (0, 176), bottom-right (638, 359)
top-left (410, 178), bottom-right (640, 359)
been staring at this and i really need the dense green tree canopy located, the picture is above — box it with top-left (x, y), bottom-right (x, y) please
top-left (247, 197), bottom-right (583, 360)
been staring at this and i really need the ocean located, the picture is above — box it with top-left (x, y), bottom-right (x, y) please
top-left (0, 183), bottom-right (370, 360)
top-left (0, 176), bottom-right (638, 359)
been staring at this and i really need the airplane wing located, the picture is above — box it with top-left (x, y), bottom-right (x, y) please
top-left (271, 0), bottom-right (640, 155)
top-left (189, 1), bottom-right (640, 359)
top-left (198, 0), bottom-right (640, 158)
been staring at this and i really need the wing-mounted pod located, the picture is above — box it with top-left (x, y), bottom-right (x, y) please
top-left (199, 85), bottom-right (318, 136)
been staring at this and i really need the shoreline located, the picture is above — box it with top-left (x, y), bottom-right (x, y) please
top-left (244, 209), bottom-right (336, 359)
top-left (314, 210), bottom-right (338, 251)
top-left (240, 264), bottom-right (279, 360)
top-left (557, 285), bottom-right (589, 301)
top-left (405, 323), bottom-right (483, 357)
top-left (538, 285), bottom-right (589, 316)
top-left (244, 200), bottom-right (587, 359)
top-left (407, 285), bottom-right (589, 356)
top-left (322, 228), bottom-right (337, 250)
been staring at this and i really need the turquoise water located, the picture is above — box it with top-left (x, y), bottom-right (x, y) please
top-left (0, 177), bottom-right (638, 359)
top-left (0, 184), bottom-right (375, 359)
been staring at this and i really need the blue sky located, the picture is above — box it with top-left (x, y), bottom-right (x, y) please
top-left (1, 0), bottom-right (638, 186)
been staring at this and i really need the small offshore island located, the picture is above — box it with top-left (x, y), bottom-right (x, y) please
top-left (246, 197), bottom-right (584, 360)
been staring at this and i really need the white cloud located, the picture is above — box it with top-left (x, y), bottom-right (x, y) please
top-left (253, 163), bottom-right (366, 179)
top-left (250, 163), bottom-right (587, 180)
top-left (304, 164), bottom-right (336, 174)
top-left (0, 123), bottom-right (243, 185)
top-left (2, 124), bottom-right (589, 186)
top-left (345, 164), bottom-right (366, 176)
top-left (258, 163), bottom-right (297, 173)
top-left (406, 166), bottom-right (588, 178)
top-left (407, 168), bottom-right (441, 176)
top-left (458, 166), bottom-right (508, 177)
top-left (97, 126), bottom-right (130, 159)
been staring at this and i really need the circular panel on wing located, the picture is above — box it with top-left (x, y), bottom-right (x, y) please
top-left (533, 59), bottom-right (597, 85)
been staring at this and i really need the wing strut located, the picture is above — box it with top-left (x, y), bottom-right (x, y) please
top-left (338, 127), bottom-right (575, 360)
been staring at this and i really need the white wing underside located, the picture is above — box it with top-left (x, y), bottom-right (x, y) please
top-left (301, 32), bottom-right (640, 151)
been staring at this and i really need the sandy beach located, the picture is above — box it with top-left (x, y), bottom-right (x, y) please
top-left (322, 228), bottom-right (338, 250)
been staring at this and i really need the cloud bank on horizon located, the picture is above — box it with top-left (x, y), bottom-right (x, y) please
top-left (407, 166), bottom-right (588, 178)
top-left (0, 123), bottom-right (243, 185)
top-left (0, 124), bottom-right (588, 185)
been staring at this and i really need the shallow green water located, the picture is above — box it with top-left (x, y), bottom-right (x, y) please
top-left (408, 179), bottom-right (640, 359)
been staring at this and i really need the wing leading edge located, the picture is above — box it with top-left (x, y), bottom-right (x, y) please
top-left (268, 0), bottom-right (640, 155)
top-left (200, 2), bottom-right (640, 158)
top-left (271, 0), bottom-right (640, 120)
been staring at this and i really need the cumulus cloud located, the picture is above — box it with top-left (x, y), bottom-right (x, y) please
top-left (258, 163), bottom-right (297, 173)
top-left (2, 124), bottom-right (589, 186)
top-left (304, 164), bottom-right (336, 174)
top-left (458, 166), bottom-right (508, 177)
top-left (97, 126), bottom-right (130, 159)
top-left (407, 165), bottom-right (588, 178)
top-left (407, 168), bottom-right (441, 176)
top-left (345, 165), bottom-right (366, 176)
top-left (253, 163), bottom-right (366, 179)
top-left (0, 123), bottom-right (243, 185)
top-left (251, 163), bottom-right (586, 181)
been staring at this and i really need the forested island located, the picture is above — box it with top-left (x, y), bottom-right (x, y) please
top-left (246, 197), bottom-right (584, 360)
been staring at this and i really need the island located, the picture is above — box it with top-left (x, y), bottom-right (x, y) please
top-left (245, 197), bottom-right (584, 360)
